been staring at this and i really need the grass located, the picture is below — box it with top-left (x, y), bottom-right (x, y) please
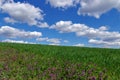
top-left (0, 42), bottom-right (120, 80)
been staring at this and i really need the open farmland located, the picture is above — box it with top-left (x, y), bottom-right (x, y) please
top-left (0, 42), bottom-right (120, 80)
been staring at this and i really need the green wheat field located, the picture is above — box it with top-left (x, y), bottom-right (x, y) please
top-left (0, 42), bottom-right (120, 80)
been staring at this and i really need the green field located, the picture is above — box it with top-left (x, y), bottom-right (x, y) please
top-left (0, 42), bottom-right (120, 80)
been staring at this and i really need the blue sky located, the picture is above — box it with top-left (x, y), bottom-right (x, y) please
top-left (0, 0), bottom-right (120, 48)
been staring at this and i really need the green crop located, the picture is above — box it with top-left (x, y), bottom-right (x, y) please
top-left (0, 42), bottom-right (120, 80)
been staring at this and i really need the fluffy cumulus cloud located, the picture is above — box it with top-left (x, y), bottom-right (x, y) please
top-left (51, 21), bottom-right (120, 47)
top-left (0, 26), bottom-right (42, 38)
top-left (78, 0), bottom-right (120, 18)
top-left (37, 37), bottom-right (61, 44)
top-left (46, 0), bottom-right (79, 9)
top-left (0, 0), bottom-right (48, 28)
top-left (46, 0), bottom-right (120, 18)
top-left (2, 39), bottom-right (35, 44)
top-left (50, 21), bottom-right (109, 38)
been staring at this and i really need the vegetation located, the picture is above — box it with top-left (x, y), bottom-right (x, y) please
top-left (0, 42), bottom-right (120, 80)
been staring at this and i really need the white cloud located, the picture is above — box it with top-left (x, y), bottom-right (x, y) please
top-left (4, 17), bottom-right (17, 24)
top-left (99, 26), bottom-right (108, 31)
top-left (1, 2), bottom-right (43, 25)
top-left (47, 38), bottom-right (61, 44)
top-left (2, 39), bottom-right (36, 44)
top-left (50, 21), bottom-right (120, 39)
top-left (0, 26), bottom-right (42, 38)
top-left (46, 0), bottom-right (79, 9)
top-left (37, 37), bottom-right (61, 44)
top-left (49, 43), bottom-right (60, 46)
top-left (51, 21), bottom-right (120, 47)
top-left (50, 21), bottom-right (77, 33)
top-left (37, 37), bottom-right (69, 44)
top-left (78, 0), bottom-right (119, 18)
top-left (89, 39), bottom-right (120, 47)
top-left (2, 39), bottom-right (28, 44)
top-left (37, 22), bottom-right (49, 28)
top-left (78, 0), bottom-right (120, 18)
top-left (73, 43), bottom-right (85, 47)
top-left (37, 37), bottom-right (48, 42)
top-left (46, 0), bottom-right (120, 18)
top-left (0, 0), bottom-right (48, 28)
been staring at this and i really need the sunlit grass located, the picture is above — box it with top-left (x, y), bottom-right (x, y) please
top-left (0, 42), bottom-right (120, 80)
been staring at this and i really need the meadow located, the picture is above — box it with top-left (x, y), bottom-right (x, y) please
top-left (0, 42), bottom-right (120, 80)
